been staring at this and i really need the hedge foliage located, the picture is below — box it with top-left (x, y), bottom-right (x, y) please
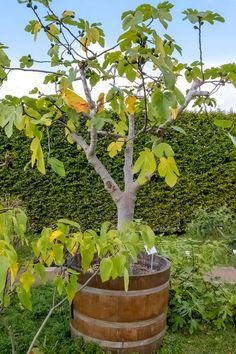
top-left (0, 112), bottom-right (235, 233)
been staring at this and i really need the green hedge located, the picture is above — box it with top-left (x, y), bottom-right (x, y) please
top-left (0, 112), bottom-right (235, 233)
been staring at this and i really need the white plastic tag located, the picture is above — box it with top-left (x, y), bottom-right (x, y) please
top-left (233, 250), bottom-right (236, 254)
top-left (145, 245), bottom-right (157, 255)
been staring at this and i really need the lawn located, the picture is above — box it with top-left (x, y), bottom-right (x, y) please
top-left (1, 285), bottom-right (235, 354)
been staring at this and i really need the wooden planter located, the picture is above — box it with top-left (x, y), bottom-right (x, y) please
top-left (71, 254), bottom-right (170, 354)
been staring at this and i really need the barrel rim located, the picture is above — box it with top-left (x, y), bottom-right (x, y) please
top-left (78, 254), bottom-right (170, 279)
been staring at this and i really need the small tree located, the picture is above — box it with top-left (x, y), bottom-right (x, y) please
top-left (1, 2), bottom-right (236, 351)
top-left (0, 0), bottom-right (235, 229)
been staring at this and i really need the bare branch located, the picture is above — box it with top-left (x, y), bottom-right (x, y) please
top-left (70, 132), bottom-right (122, 202)
top-left (138, 66), bottom-right (149, 132)
top-left (92, 43), bottom-right (120, 60)
top-left (47, 4), bottom-right (95, 57)
top-left (124, 114), bottom-right (135, 191)
top-left (97, 130), bottom-right (124, 139)
top-left (70, 132), bottom-right (89, 151)
top-left (3, 66), bottom-right (66, 77)
top-left (79, 66), bottom-right (97, 156)
top-left (86, 153), bottom-right (122, 202)
top-left (26, 269), bottom-right (99, 354)
top-left (151, 79), bottom-right (208, 136)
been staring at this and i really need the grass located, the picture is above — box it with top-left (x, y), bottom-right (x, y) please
top-left (159, 330), bottom-right (236, 354)
top-left (1, 285), bottom-right (235, 354)
top-left (2, 232), bottom-right (235, 353)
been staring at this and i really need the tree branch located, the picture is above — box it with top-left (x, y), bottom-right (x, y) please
top-left (124, 114), bottom-right (136, 192)
top-left (79, 65), bottom-right (97, 157)
top-left (97, 130), bottom-right (124, 139)
top-left (26, 269), bottom-right (99, 354)
top-left (70, 132), bottom-right (122, 202)
top-left (153, 79), bottom-right (208, 136)
top-left (3, 66), bottom-right (66, 77)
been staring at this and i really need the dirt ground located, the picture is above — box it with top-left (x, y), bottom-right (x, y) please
top-left (205, 266), bottom-right (236, 283)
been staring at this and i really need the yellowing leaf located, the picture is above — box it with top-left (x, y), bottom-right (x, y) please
top-left (158, 157), bottom-right (168, 177)
top-left (50, 230), bottom-right (64, 242)
top-left (20, 272), bottom-right (35, 293)
top-left (61, 88), bottom-right (89, 113)
top-left (97, 93), bottom-right (105, 112)
top-left (171, 107), bottom-right (178, 120)
top-left (124, 267), bottom-right (129, 292)
top-left (158, 156), bottom-right (180, 188)
top-left (107, 138), bottom-right (125, 158)
top-left (62, 10), bottom-right (75, 18)
top-left (133, 148), bottom-right (156, 185)
top-left (34, 22), bottom-right (41, 41)
top-left (30, 137), bottom-right (46, 174)
top-left (65, 128), bottom-right (74, 144)
top-left (46, 24), bottom-right (60, 42)
top-left (10, 260), bottom-right (18, 285)
top-left (125, 96), bottom-right (136, 114)
top-left (44, 118), bottom-right (52, 126)
top-left (80, 36), bottom-right (88, 51)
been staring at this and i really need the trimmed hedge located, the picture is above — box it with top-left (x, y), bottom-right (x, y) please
top-left (0, 112), bottom-right (235, 233)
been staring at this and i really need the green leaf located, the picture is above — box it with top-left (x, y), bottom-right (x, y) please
top-left (214, 119), bottom-right (232, 129)
top-left (0, 256), bottom-right (9, 293)
top-left (48, 157), bottom-right (66, 177)
top-left (151, 88), bottom-right (170, 121)
top-left (171, 125), bottom-right (187, 135)
top-left (53, 244), bottom-right (64, 265)
top-left (183, 9), bottom-right (225, 25)
top-left (20, 272), bottom-right (35, 293)
top-left (228, 133), bottom-right (236, 147)
top-left (17, 287), bottom-right (32, 310)
top-left (3, 293), bottom-right (10, 307)
top-left (30, 137), bottom-right (46, 174)
top-left (34, 263), bottom-right (46, 284)
top-left (123, 267), bottom-right (129, 292)
top-left (159, 60), bottom-right (176, 89)
top-left (111, 255), bottom-right (126, 279)
top-left (126, 243), bottom-right (138, 261)
top-left (0, 48), bottom-right (10, 67)
top-left (19, 55), bottom-right (33, 69)
top-left (174, 87), bottom-right (185, 106)
top-left (54, 276), bottom-right (65, 295)
top-left (100, 258), bottom-right (113, 282)
top-left (122, 11), bottom-right (144, 30)
top-left (139, 225), bottom-right (155, 249)
top-left (66, 274), bottom-right (78, 304)
top-left (153, 33), bottom-right (165, 57)
top-left (35, 0), bottom-right (51, 7)
top-left (100, 221), bottom-right (111, 240)
top-left (133, 148), bottom-right (157, 185)
top-left (153, 142), bottom-right (174, 158)
top-left (57, 218), bottom-right (80, 229)
top-left (81, 249), bottom-right (94, 272)
top-left (126, 65), bottom-right (137, 82)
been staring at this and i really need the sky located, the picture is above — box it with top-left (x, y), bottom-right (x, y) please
top-left (0, 0), bottom-right (236, 111)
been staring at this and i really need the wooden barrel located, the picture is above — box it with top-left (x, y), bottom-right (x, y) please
top-left (71, 255), bottom-right (170, 354)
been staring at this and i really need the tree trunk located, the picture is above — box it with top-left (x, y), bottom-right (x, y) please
top-left (117, 191), bottom-right (136, 230)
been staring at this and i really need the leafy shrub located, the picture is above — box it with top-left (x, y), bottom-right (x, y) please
top-left (157, 237), bottom-right (236, 333)
top-left (186, 206), bottom-right (236, 244)
top-left (0, 112), bottom-right (235, 232)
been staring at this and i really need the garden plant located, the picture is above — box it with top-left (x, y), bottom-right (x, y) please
top-left (0, 0), bottom-right (236, 353)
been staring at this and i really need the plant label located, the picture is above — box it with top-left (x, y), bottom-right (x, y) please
top-left (145, 245), bottom-right (157, 255)
top-left (233, 250), bottom-right (236, 254)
